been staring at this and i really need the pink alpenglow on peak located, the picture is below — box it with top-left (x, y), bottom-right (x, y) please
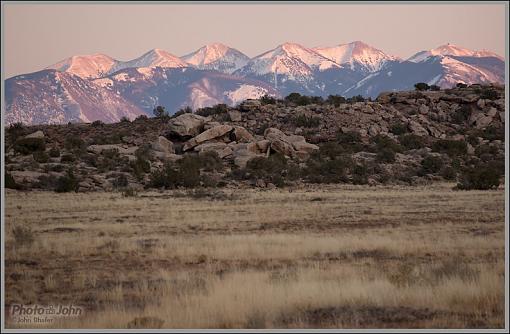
top-left (46, 53), bottom-right (119, 79)
top-left (408, 43), bottom-right (504, 62)
top-left (313, 41), bottom-right (400, 72)
top-left (181, 43), bottom-right (250, 74)
top-left (109, 48), bottom-right (189, 74)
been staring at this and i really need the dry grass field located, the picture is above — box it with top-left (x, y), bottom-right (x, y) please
top-left (4, 183), bottom-right (506, 329)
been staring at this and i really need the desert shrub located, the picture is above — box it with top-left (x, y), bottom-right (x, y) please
top-left (33, 151), bottom-right (49, 163)
top-left (440, 166), bottom-right (457, 180)
top-left (196, 104), bottom-right (228, 117)
top-left (479, 88), bottom-right (499, 100)
top-left (420, 155), bottom-right (444, 174)
top-left (135, 114), bottom-right (149, 122)
top-left (451, 104), bottom-right (472, 124)
top-left (14, 137), bottom-right (46, 155)
top-left (316, 142), bottom-right (348, 159)
top-left (303, 155), bottom-right (352, 184)
top-left (326, 95), bottom-right (346, 107)
top-left (432, 139), bottom-right (467, 157)
top-left (336, 131), bottom-right (364, 153)
top-left (352, 162), bottom-right (369, 185)
top-left (429, 85), bottom-right (440, 91)
top-left (293, 114), bottom-right (321, 128)
top-left (483, 126), bottom-right (505, 141)
top-left (456, 162), bottom-right (501, 190)
top-left (48, 147), bottom-right (61, 158)
top-left (153, 106), bottom-right (168, 118)
top-left (197, 151), bottom-right (223, 172)
top-left (120, 116), bottom-right (131, 123)
top-left (456, 82), bottom-right (468, 88)
top-left (60, 153), bottom-right (76, 163)
top-left (91, 120), bottom-right (104, 127)
top-left (475, 144), bottom-right (499, 158)
top-left (122, 187), bottom-right (138, 197)
top-left (376, 148), bottom-right (396, 163)
top-left (148, 153), bottom-right (215, 189)
top-left (131, 157), bottom-right (151, 180)
top-left (246, 153), bottom-right (286, 177)
top-left (12, 226), bottom-right (34, 246)
top-left (64, 134), bottom-right (86, 151)
top-left (347, 95), bottom-right (365, 103)
top-left (91, 130), bottom-right (128, 145)
top-left (398, 134), bottom-right (425, 150)
top-left (55, 170), bottom-right (79, 193)
top-left (173, 106), bottom-right (193, 118)
top-left (7, 122), bottom-right (27, 143)
top-left (260, 94), bottom-right (277, 105)
top-left (284, 93), bottom-right (321, 106)
top-left (414, 82), bottom-right (430, 91)
top-left (112, 174), bottom-right (129, 188)
top-left (370, 134), bottom-right (402, 153)
top-left (390, 122), bottom-right (408, 135)
top-left (5, 173), bottom-right (21, 190)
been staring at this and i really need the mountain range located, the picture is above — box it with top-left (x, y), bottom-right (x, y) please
top-left (5, 41), bottom-right (504, 125)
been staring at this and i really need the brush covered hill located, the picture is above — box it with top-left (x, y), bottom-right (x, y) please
top-left (4, 84), bottom-right (505, 192)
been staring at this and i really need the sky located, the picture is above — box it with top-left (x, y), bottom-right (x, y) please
top-left (3, 2), bottom-right (507, 78)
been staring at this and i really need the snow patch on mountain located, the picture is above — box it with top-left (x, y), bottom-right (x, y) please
top-left (181, 43), bottom-right (250, 74)
top-left (314, 41), bottom-right (399, 72)
top-left (47, 54), bottom-right (119, 79)
top-left (226, 84), bottom-right (269, 105)
top-left (408, 43), bottom-right (504, 63)
top-left (109, 49), bottom-right (188, 74)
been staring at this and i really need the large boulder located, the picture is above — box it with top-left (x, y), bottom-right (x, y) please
top-left (232, 126), bottom-right (255, 143)
top-left (264, 127), bottom-right (318, 160)
top-left (183, 125), bottom-right (233, 151)
top-left (408, 120), bottom-right (429, 137)
top-left (167, 114), bottom-right (208, 138)
top-left (152, 136), bottom-right (174, 154)
top-left (25, 130), bottom-right (45, 139)
top-left (194, 142), bottom-right (233, 159)
top-left (228, 110), bottom-right (242, 122)
top-left (87, 144), bottom-right (137, 155)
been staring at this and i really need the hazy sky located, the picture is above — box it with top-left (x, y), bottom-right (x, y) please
top-left (3, 2), bottom-right (507, 78)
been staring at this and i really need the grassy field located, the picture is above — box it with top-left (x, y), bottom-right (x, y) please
top-left (4, 183), bottom-right (506, 329)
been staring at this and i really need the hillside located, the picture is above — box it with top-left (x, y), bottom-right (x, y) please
top-left (5, 84), bottom-right (505, 192)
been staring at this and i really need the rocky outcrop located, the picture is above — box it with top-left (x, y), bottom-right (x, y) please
top-left (183, 125), bottom-right (233, 151)
top-left (264, 128), bottom-right (319, 160)
top-left (167, 114), bottom-right (208, 138)
top-left (25, 130), bottom-right (45, 139)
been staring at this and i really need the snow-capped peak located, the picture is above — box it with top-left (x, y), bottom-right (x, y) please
top-left (109, 48), bottom-right (188, 74)
top-left (247, 42), bottom-right (340, 77)
top-left (181, 43), bottom-right (250, 74)
top-left (313, 41), bottom-right (399, 72)
top-left (408, 43), bottom-right (504, 62)
top-left (46, 53), bottom-right (119, 79)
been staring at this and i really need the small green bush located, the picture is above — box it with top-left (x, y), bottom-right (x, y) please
top-left (33, 151), bottom-right (49, 163)
top-left (196, 104), bottom-right (228, 117)
top-left (260, 95), bottom-right (277, 105)
top-left (14, 137), bottom-right (46, 155)
top-left (60, 153), bottom-right (76, 163)
top-left (326, 95), bottom-right (346, 107)
top-left (55, 170), bottom-right (79, 193)
top-left (5, 173), bottom-right (21, 190)
top-left (398, 134), bottom-right (425, 150)
top-left (390, 122), bottom-right (408, 135)
top-left (48, 147), bottom-right (61, 158)
top-left (112, 174), bottom-right (129, 188)
top-left (414, 82), bottom-right (430, 91)
top-left (420, 155), bottom-right (444, 174)
top-left (293, 114), bottom-right (321, 128)
top-left (432, 139), bottom-right (467, 157)
top-left (376, 148), bottom-right (396, 163)
top-left (64, 134), bottom-right (86, 151)
top-left (456, 162), bottom-right (501, 190)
